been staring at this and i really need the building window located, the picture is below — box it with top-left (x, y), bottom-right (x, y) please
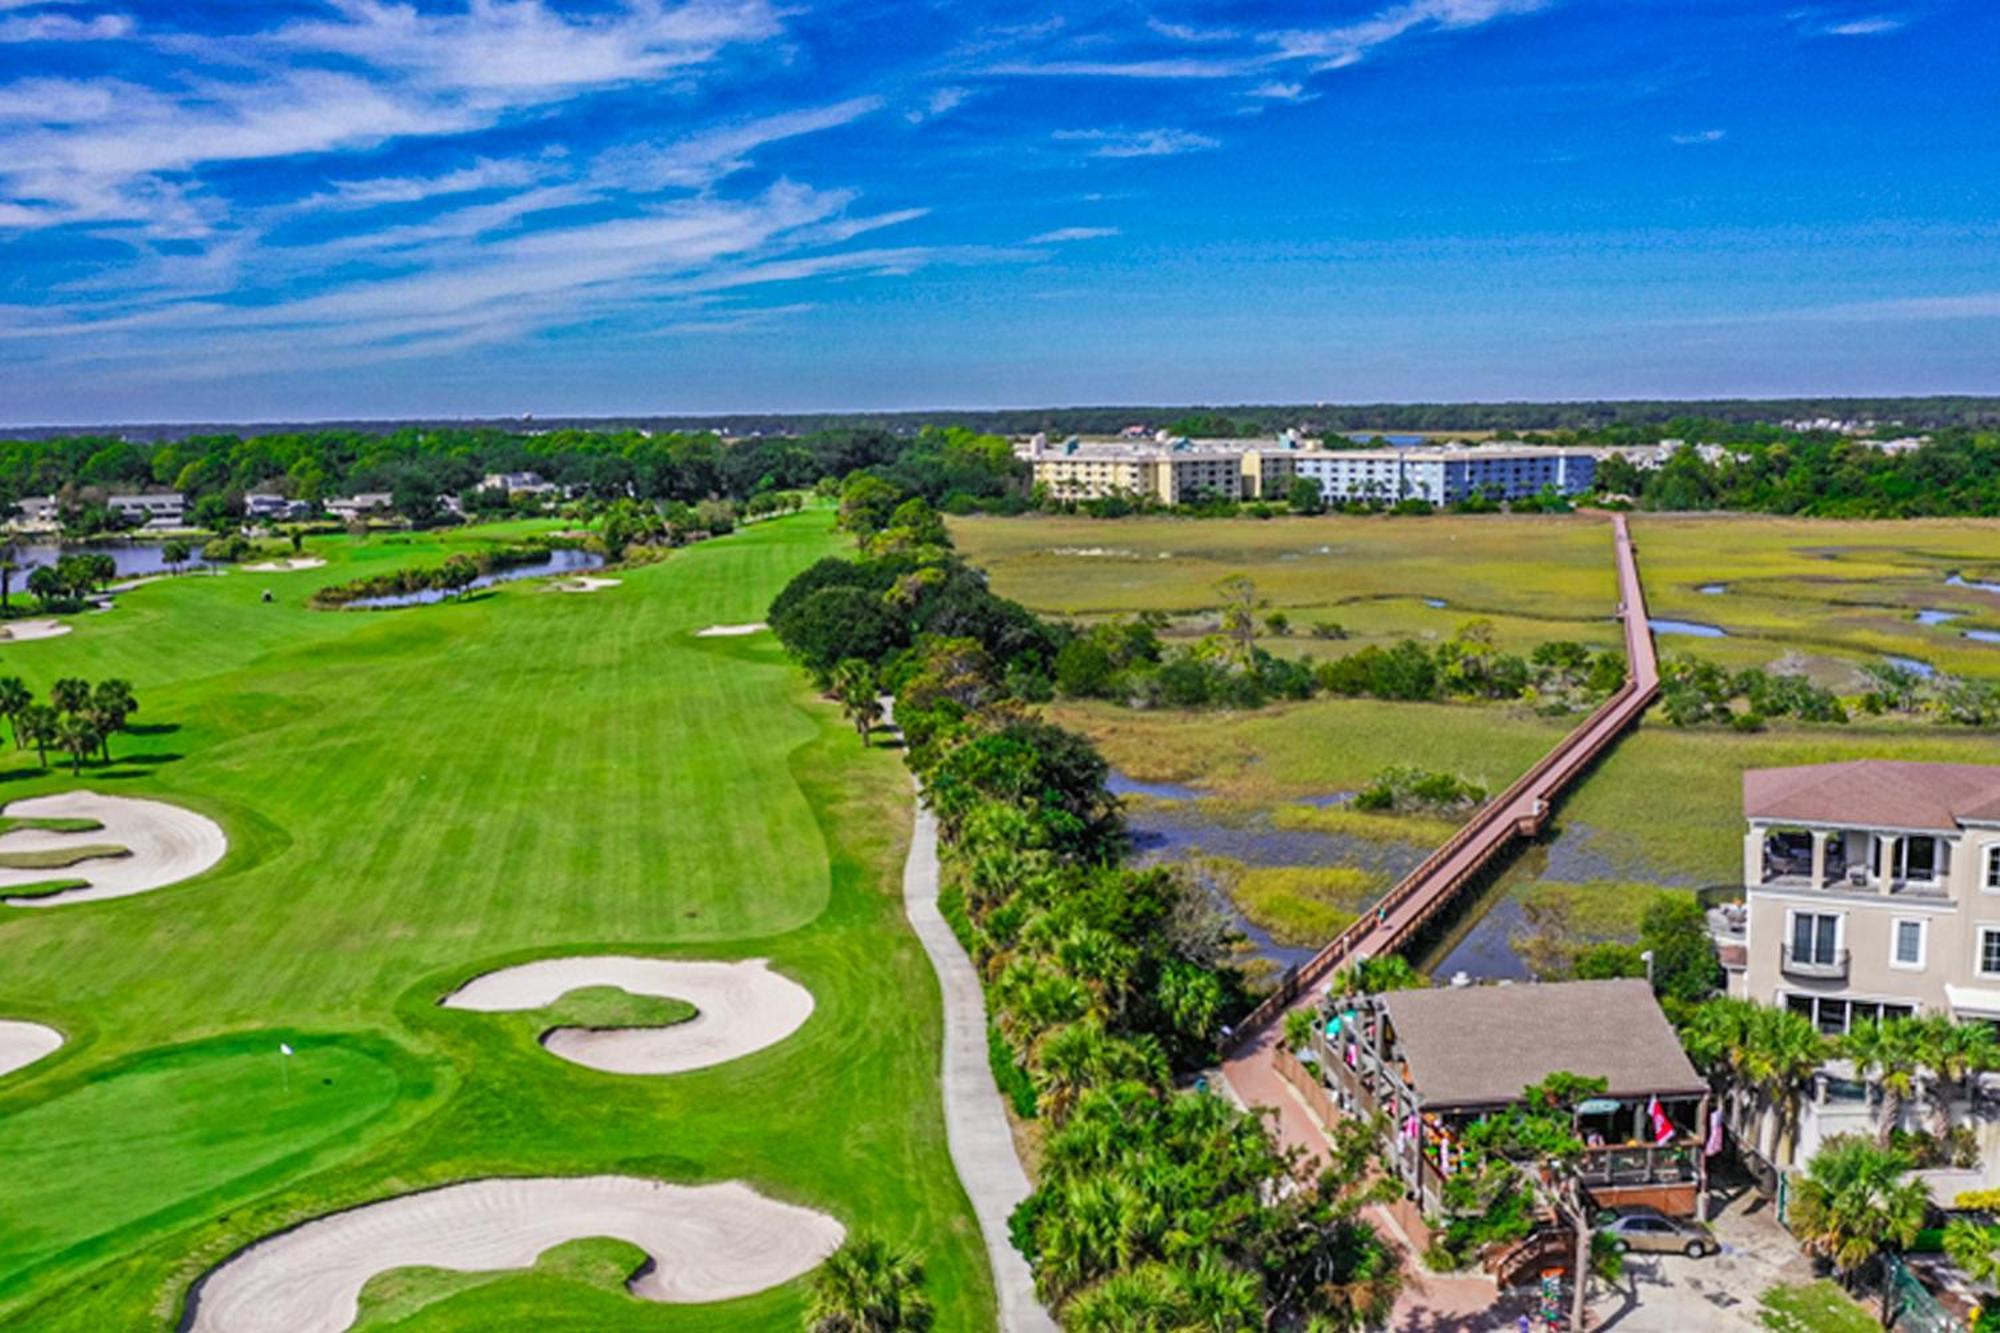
top-left (1904, 836), bottom-right (1939, 882)
top-left (1786, 993), bottom-right (1914, 1035)
top-left (1790, 911), bottom-right (1840, 965)
top-left (1982, 928), bottom-right (2000, 977)
top-left (1892, 919), bottom-right (1926, 970)
top-left (1986, 845), bottom-right (2000, 892)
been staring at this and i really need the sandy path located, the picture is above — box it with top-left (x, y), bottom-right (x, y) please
top-left (0, 791), bottom-right (227, 908)
top-left (441, 957), bottom-right (813, 1075)
top-left (181, 1176), bottom-right (845, 1333)
top-left (694, 622), bottom-right (766, 637)
top-left (554, 576), bottom-right (621, 592)
top-left (0, 1020), bottom-right (62, 1078)
top-left (241, 557), bottom-right (327, 572)
top-left (0, 619), bottom-right (72, 642)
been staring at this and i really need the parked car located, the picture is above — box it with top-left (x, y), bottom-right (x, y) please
top-left (1596, 1205), bottom-right (1717, 1258)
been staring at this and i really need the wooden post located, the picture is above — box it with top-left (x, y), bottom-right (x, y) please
top-left (1696, 1091), bottom-right (1712, 1221)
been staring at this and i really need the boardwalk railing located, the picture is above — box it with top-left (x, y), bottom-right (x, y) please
top-left (1232, 516), bottom-right (1659, 1038)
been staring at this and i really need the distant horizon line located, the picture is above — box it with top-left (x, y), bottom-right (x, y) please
top-left (8, 391), bottom-right (2000, 435)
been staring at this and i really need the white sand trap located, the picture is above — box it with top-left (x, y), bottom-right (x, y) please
top-left (241, 557), bottom-right (326, 572)
top-left (441, 957), bottom-right (813, 1075)
top-left (0, 790), bottom-right (227, 908)
top-left (553, 575), bottom-right (622, 593)
top-left (695, 622), bottom-right (766, 637)
top-left (0, 1020), bottom-right (62, 1078)
top-left (182, 1176), bottom-right (845, 1333)
top-left (0, 619), bottom-right (72, 641)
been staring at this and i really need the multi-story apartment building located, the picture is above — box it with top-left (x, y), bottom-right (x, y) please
top-left (1291, 445), bottom-right (1596, 505)
top-left (108, 492), bottom-right (186, 529)
top-left (1021, 436), bottom-right (1300, 505)
top-left (1732, 760), bottom-right (2000, 1176)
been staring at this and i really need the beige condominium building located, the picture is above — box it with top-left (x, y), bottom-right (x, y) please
top-left (1020, 435), bottom-right (1300, 505)
top-left (1730, 760), bottom-right (2000, 1178)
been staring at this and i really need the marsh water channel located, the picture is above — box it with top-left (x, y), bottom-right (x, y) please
top-left (1114, 770), bottom-right (1696, 983)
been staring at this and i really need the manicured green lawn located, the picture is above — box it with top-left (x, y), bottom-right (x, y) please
top-left (0, 513), bottom-right (992, 1329)
top-left (1757, 1279), bottom-right (1879, 1333)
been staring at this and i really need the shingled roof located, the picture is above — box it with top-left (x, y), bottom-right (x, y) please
top-left (1381, 978), bottom-right (1707, 1112)
top-left (1744, 760), bottom-right (2000, 832)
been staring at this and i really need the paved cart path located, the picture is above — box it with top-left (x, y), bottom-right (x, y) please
top-left (902, 786), bottom-right (1059, 1333)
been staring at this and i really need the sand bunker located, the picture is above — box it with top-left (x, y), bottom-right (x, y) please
top-left (0, 791), bottom-right (227, 908)
top-left (241, 557), bottom-right (327, 572)
top-left (182, 1175), bottom-right (845, 1333)
top-left (441, 957), bottom-right (812, 1075)
top-left (0, 1020), bottom-right (62, 1079)
top-left (553, 576), bottom-right (621, 593)
top-left (694, 622), bottom-right (766, 637)
top-left (0, 619), bottom-right (72, 642)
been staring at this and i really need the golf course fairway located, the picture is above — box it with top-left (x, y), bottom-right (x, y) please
top-left (0, 513), bottom-right (991, 1329)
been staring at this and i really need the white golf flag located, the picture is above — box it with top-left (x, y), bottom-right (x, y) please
top-left (280, 1042), bottom-right (294, 1056)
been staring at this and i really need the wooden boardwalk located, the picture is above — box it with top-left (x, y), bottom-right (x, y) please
top-left (1222, 513), bottom-right (1660, 1128)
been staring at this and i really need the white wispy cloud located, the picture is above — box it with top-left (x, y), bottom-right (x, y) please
top-left (596, 96), bottom-right (883, 190)
top-left (1669, 128), bottom-right (1726, 145)
top-left (1147, 17), bottom-right (1240, 43)
top-left (1249, 81), bottom-right (1315, 102)
top-left (1053, 127), bottom-right (1221, 158)
top-left (268, 0), bottom-right (781, 99)
top-left (906, 85), bottom-right (969, 124)
top-left (1826, 16), bottom-right (1904, 36)
top-left (1026, 226), bottom-right (1118, 243)
top-left (316, 157), bottom-right (552, 210)
top-left (0, 10), bottom-right (129, 41)
top-left (1269, 0), bottom-right (1551, 70)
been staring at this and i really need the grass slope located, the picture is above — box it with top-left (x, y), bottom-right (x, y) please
top-left (0, 513), bottom-right (992, 1329)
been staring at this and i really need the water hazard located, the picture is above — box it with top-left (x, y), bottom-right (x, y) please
top-left (347, 548), bottom-right (604, 608)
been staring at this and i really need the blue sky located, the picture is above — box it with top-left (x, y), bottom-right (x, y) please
top-left (0, 0), bottom-right (1995, 423)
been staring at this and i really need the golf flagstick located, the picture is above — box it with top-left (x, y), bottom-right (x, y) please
top-left (280, 1040), bottom-right (293, 1094)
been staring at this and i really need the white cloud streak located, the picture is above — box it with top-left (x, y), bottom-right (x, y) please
top-left (1052, 127), bottom-right (1220, 158)
top-left (1026, 226), bottom-right (1118, 243)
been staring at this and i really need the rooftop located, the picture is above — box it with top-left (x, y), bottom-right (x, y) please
top-left (1380, 978), bottom-right (1706, 1111)
top-left (1744, 760), bottom-right (2000, 831)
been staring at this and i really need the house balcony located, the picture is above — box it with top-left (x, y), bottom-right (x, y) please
top-left (1781, 945), bottom-right (1851, 981)
top-left (1758, 829), bottom-right (1951, 902)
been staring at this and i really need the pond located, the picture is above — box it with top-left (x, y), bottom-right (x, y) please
top-left (1696, 584), bottom-right (1727, 595)
top-left (1966, 630), bottom-right (2000, 645)
top-left (1423, 597), bottom-right (1448, 609)
top-left (1883, 655), bottom-right (1937, 680)
top-left (1915, 608), bottom-right (1964, 626)
top-left (7, 541), bottom-right (210, 578)
top-left (1946, 572), bottom-right (2000, 595)
top-left (346, 548), bottom-right (604, 608)
top-left (1650, 618), bottom-right (1727, 638)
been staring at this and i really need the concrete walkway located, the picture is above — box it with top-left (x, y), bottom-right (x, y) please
top-left (901, 788), bottom-right (1059, 1333)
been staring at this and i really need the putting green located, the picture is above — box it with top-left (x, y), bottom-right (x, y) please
top-left (0, 514), bottom-right (990, 1329)
top-left (0, 1034), bottom-right (404, 1302)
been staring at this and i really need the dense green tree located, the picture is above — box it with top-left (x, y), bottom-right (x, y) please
top-left (1787, 1136), bottom-right (1928, 1298)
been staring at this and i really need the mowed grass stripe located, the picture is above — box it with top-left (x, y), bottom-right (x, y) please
top-left (0, 513), bottom-right (995, 1329)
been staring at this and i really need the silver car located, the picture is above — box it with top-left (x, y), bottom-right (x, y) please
top-left (1596, 1205), bottom-right (1717, 1258)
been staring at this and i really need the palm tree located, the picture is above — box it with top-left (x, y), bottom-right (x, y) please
top-left (18, 704), bottom-right (56, 769)
top-left (1840, 1017), bottom-right (1926, 1146)
top-left (1912, 1015), bottom-right (2000, 1138)
top-left (1738, 1003), bottom-right (1829, 1162)
top-left (0, 550), bottom-right (17, 614)
top-left (829, 658), bottom-right (880, 744)
top-left (0, 675), bottom-right (30, 748)
top-left (49, 676), bottom-right (91, 717)
top-left (805, 1234), bottom-right (933, 1332)
top-left (89, 678), bottom-right (137, 761)
top-left (26, 564), bottom-right (59, 611)
top-left (55, 713), bottom-right (98, 776)
top-left (1787, 1136), bottom-right (1929, 1304)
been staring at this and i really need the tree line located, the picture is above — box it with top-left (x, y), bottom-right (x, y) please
top-left (769, 496), bottom-right (1408, 1329)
